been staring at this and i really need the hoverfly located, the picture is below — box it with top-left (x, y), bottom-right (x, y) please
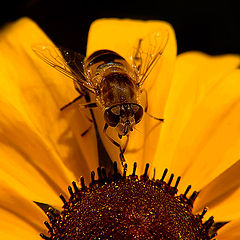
top-left (33, 29), bottom-right (169, 165)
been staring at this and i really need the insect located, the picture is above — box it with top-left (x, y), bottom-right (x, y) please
top-left (33, 29), bottom-right (169, 165)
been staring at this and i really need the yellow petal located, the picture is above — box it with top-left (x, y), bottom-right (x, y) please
top-left (87, 18), bottom-right (176, 173)
top-left (208, 187), bottom-right (240, 221)
top-left (217, 218), bottom-right (240, 240)
top-left (0, 17), bottom-right (99, 198)
top-left (0, 203), bottom-right (45, 240)
top-left (176, 68), bottom-right (240, 192)
top-left (193, 160), bottom-right (240, 220)
top-left (0, 143), bottom-right (63, 205)
top-left (152, 51), bottom-right (240, 186)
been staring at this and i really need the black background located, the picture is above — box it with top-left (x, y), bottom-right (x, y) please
top-left (0, 0), bottom-right (239, 56)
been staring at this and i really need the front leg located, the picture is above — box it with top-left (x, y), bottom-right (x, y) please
top-left (103, 123), bottom-right (128, 167)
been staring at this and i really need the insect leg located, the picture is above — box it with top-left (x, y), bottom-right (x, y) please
top-left (121, 134), bottom-right (129, 155)
top-left (78, 102), bottom-right (97, 135)
top-left (73, 80), bottom-right (83, 94)
top-left (141, 88), bottom-right (164, 122)
top-left (60, 80), bottom-right (85, 111)
top-left (103, 123), bottom-right (126, 166)
top-left (60, 95), bottom-right (83, 111)
top-left (119, 134), bottom-right (129, 163)
top-left (103, 123), bottom-right (121, 148)
top-left (79, 102), bottom-right (97, 109)
top-left (81, 125), bottom-right (93, 136)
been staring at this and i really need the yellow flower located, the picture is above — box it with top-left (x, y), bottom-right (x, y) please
top-left (0, 17), bottom-right (240, 239)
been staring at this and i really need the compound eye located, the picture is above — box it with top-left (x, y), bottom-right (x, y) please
top-left (104, 108), bottom-right (120, 127)
top-left (134, 105), bottom-right (143, 124)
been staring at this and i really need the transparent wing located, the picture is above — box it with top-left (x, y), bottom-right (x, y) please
top-left (32, 45), bottom-right (95, 93)
top-left (130, 29), bottom-right (169, 86)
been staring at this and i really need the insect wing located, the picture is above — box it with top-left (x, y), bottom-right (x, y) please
top-left (57, 46), bottom-right (85, 79)
top-left (131, 29), bottom-right (169, 86)
top-left (32, 45), bottom-right (95, 93)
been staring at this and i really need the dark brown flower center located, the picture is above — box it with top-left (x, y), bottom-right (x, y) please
top-left (38, 162), bottom-right (223, 240)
